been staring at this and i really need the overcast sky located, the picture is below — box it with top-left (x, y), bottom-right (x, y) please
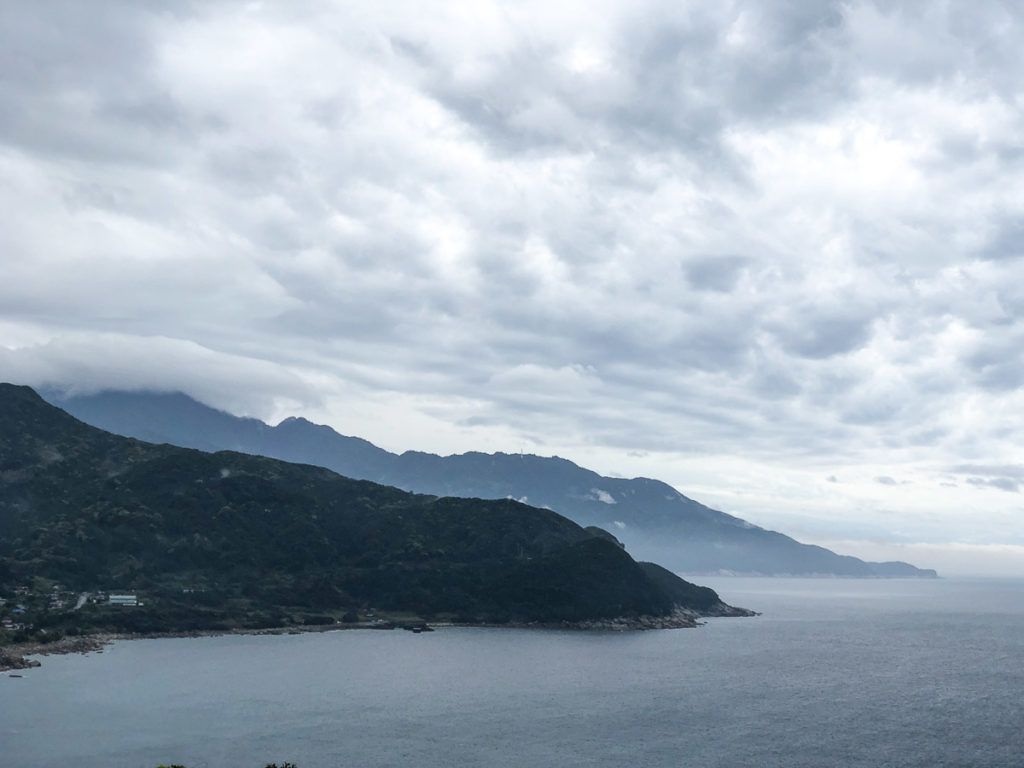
top-left (3, 1), bottom-right (1024, 575)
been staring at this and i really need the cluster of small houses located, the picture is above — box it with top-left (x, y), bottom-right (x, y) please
top-left (0, 585), bottom-right (32, 632)
top-left (1, 585), bottom-right (141, 632)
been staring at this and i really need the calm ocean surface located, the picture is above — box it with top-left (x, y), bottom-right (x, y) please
top-left (3, 577), bottom-right (1023, 768)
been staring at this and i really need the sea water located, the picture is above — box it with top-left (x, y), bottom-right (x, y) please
top-left (2, 578), bottom-right (1022, 768)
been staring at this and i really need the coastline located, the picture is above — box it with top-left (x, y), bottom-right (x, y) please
top-left (1, 603), bottom-right (757, 672)
top-left (1, 634), bottom-right (111, 671)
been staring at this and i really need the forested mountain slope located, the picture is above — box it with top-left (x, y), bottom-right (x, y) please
top-left (1, 384), bottom-right (738, 636)
top-left (46, 389), bottom-right (936, 578)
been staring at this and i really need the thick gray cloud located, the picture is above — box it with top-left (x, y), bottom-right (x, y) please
top-left (2, 0), bottom-right (1024, 573)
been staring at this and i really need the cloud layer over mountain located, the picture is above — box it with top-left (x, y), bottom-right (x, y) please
top-left (3, 1), bottom-right (1024, 573)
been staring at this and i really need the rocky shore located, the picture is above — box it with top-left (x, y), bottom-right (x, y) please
top-left (1, 635), bottom-right (111, 672)
top-left (702, 601), bottom-right (761, 618)
top-left (439, 603), bottom-right (758, 631)
top-left (559, 606), bottom-right (705, 630)
top-left (0, 649), bottom-right (42, 671)
top-left (1, 603), bottom-right (759, 671)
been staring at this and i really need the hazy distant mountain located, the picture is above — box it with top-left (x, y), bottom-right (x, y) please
top-left (1, 384), bottom-right (743, 635)
top-left (45, 389), bottom-right (938, 578)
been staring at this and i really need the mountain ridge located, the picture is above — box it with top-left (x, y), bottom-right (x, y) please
top-left (0, 383), bottom-right (748, 647)
top-left (43, 388), bottom-right (937, 578)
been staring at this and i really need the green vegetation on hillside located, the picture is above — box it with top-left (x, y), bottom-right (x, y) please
top-left (0, 384), bottom-right (735, 642)
top-left (47, 388), bottom-right (938, 577)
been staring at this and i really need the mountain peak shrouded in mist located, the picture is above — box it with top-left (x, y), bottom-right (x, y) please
top-left (45, 388), bottom-right (937, 578)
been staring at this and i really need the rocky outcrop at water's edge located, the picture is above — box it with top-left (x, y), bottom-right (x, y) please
top-left (1, 635), bottom-right (111, 672)
top-left (481, 603), bottom-right (759, 631)
top-left (1, 649), bottom-right (42, 672)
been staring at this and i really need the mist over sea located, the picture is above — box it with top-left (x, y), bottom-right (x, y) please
top-left (3, 578), bottom-right (1022, 768)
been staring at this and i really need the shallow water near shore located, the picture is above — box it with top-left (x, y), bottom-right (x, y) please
top-left (3, 578), bottom-right (1023, 768)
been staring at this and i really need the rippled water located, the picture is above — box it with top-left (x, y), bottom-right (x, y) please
top-left (2, 578), bottom-right (1022, 768)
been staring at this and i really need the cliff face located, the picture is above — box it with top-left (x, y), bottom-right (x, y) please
top-left (0, 384), bottom-right (737, 635)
